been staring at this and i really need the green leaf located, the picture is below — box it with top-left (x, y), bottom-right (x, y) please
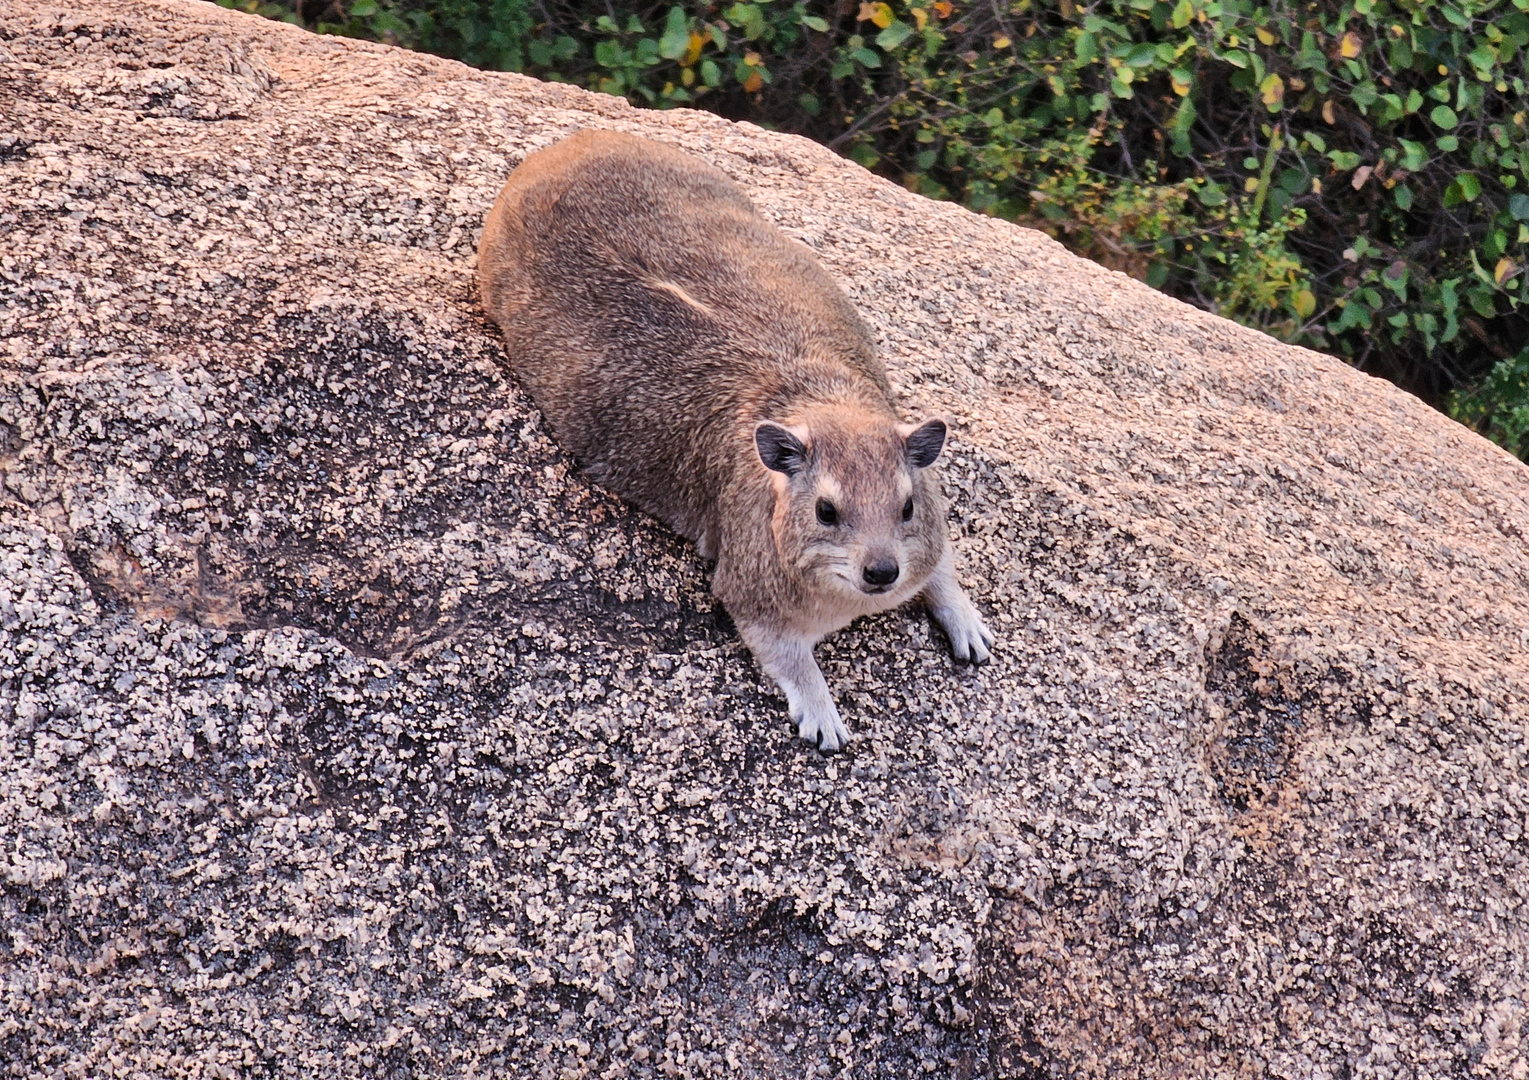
top-left (1328, 149), bottom-right (1362, 170)
top-left (1197, 180), bottom-right (1227, 206)
top-left (349, 0), bottom-right (378, 14)
top-left (847, 141), bottom-right (879, 169)
top-left (1075, 33), bottom-right (1098, 62)
top-left (700, 58), bottom-right (721, 85)
top-left (1431, 104), bottom-right (1460, 129)
top-left (1444, 173), bottom-right (1482, 207)
top-left (852, 46), bottom-right (882, 67)
top-left (876, 20), bottom-right (913, 50)
top-left (1171, 0), bottom-right (1193, 28)
top-left (725, 3), bottom-right (766, 40)
top-left (1304, 131), bottom-right (1327, 153)
top-left (1296, 32), bottom-right (1327, 71)
top-left (1510, 194), bottom-right (1529, 221)
top-left (593, 39), bottom-right (623, 67)
top-left (1398, 138), bottom-right (1428, 172)
top-left (1395, 184), bottom-right (1414, 210)
top-left (1222, 49), bottom-right (1248, 69)
top-left (1170, 96), bottom-right (1195, 155)
top-left (1125, 43), bottom-right (1157, 67)
top-left (658, 7), bottom-right (690, 60)
top-left (801, 14), bottom-right (829, 31)
top-left (1469, 45), bottom-right (1498, 72)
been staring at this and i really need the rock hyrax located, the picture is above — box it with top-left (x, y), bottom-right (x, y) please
top-left (478, 129), bottom-right (994, 751)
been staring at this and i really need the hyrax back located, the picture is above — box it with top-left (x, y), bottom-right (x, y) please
top-left (479, 130), bottom-right (993, 751)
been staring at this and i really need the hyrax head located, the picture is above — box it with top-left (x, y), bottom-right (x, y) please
top-left (755, 407), bottom-right (949, 603)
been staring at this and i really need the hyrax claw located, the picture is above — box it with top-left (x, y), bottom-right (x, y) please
top-left (478, 130), bottom-right (996, 747)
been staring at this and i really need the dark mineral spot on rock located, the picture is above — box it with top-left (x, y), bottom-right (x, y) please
top-left (1202, 613), bottom-right (1306, 812)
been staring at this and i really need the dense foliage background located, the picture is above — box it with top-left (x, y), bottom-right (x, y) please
top-left (218, 0), bottom-right (1529, 460)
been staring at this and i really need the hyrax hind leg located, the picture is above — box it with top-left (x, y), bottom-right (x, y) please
top-left (921, 550), bottom-right (995, 665)
top-left (739, 622), bottom-right (850, 753)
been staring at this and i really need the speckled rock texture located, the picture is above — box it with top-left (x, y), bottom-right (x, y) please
top-left (3, 2), bottom-right (1529, 1077)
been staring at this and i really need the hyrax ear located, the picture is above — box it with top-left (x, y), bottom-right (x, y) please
top-left (901, 418), bottom-right (948, 469)
top-left (755, 421), bottom-right (810, 477)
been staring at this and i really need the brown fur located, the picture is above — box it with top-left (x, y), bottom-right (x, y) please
top-left (479, 130), bottom-right (992, 750)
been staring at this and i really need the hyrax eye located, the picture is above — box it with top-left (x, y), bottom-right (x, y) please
top-left (815, 499), bottom-right (839, 526)
top-left (902, 497), bottom-right (914, 522)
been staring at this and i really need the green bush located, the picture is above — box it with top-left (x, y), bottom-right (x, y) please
top-left (216, 0), bottom-right (1529, 461)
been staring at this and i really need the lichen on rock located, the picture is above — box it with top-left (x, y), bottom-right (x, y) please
top-left (3, 1), bottom-right (1529, 1077)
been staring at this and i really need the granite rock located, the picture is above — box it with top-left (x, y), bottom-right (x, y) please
top-left (2, 1), bottom-right (1529, 1076)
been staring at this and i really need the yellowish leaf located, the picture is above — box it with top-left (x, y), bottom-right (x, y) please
top-left (1311, 177), bottom-right (1322, 193)
top-left (1256, 27), bottom-right (1276, 45)
top-left (1245, 176), bottom-right (1260, 192)
top-left (744, 50), bottom-right (762, 66)
top-left (858, 2), bottom-right (894, 28)
top-left (683, 32), bottom-right (704, 66)
top-left (912, 7), bottom-right (928, 29)
top-left (993, 34), bottom-right (1012, 48)
top-left (1497, 258), bottom-right (1518, 285)
top-left (742, 70), bottom-right (763, 92)
top-left (1294, 289), bottom-right (1316, 318)
top-left (1170, 70), bottom-right (1192, 96)
top-left (1322, 99), bottom-right (1336, 124)
top-left (932, 0), bottom-right (953, 16)
top-left (1340, 32), bottom-right (1362, 58)
top-left (1260, 73), bottom-right (1285, 108)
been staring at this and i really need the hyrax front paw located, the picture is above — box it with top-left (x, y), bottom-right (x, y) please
top-left (795, 699), bottom-right (850, 753)
top-left (931, 594), bottom-right (995, 665)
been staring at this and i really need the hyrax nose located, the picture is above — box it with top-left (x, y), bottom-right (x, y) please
top-left (863, 560), bottom-right (900, 588)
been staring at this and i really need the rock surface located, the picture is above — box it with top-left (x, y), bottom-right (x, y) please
top-left (3, 1), bottom-right (1529, 1075)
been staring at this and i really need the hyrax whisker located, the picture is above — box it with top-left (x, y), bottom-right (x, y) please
top-left (478, 129), bottom-right (995, 753)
